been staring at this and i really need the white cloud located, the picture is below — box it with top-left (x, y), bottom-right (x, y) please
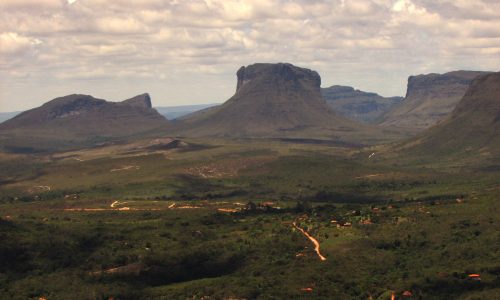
top-left (94, 17), bottom-right (150, 34)
top-left (0, 0), bottom-right (499, 111)
top-left (0, 32), bottom-right (41, 55)
top-left (0, 0), bottom-right (62, 9)
top-left (392, 0), bottom-right (413, 12)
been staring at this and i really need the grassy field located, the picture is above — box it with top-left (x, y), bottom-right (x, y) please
top-left (0, 137), bottom-right (499, 299)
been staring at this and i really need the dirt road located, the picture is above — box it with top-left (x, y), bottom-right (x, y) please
top-left (110, 165), bottom-right (140, 172)
top-left (293, 222), bottom-right (327, 261)
top-left (110, 200), bottom-right (128, 208)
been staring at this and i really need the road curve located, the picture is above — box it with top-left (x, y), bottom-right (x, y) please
top-left (293, 222), bottom-right (327, 261)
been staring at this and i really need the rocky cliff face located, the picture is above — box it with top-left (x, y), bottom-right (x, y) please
top-left (174, 63), bottom-right (398, 144)
top-left (122, 93), bottom-right (152, 109)
top-left (400, 72), bottom-right (500, 156)
top-left (0, 94), bottom-right (169, 152)
top-left (378, 70), bottom-right (490, 130)
top-left (235, 63), bottom-right (321, 93)
top-left (321, 85), bottom-right (402, 123)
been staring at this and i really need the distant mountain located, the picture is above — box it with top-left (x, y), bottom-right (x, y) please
top-left (400, 72), bottom-right (500, 157)
top-left (0, 112), bottom-right (20, 123)
top-left (174, 63), bottom-right (401, 144)
top-left (378, 71), bottom-right (490, 130)
top-left (321, 85), bottom-right (402, 123)
top-left (0, 104), bottom-right (219, 124)
top-left (155, 104), bottom-right (219, 120)
top-left (0, 93), bottom-right (170, 152)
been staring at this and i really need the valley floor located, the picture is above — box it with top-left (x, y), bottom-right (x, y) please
top-left (0, 138), bottom-right (498, 299)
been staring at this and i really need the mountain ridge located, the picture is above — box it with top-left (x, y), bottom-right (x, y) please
top-left (173, 63), bottom-right (403, 144)
top-left (397, 71), bottom-right (500, 157)
top-left (377, 70), bottom-right (491, 130)
top-left (0, 93), bottom-right (170, 152)
top-left (321, 85), bottom-right (403, 123)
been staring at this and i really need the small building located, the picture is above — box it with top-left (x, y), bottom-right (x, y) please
top-left (402, 290), bottom-right (413, 297)
top-left (468, 274), bottom-right (481, 281)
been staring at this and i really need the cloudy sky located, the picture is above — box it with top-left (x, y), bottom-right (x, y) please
top-left (1, 0), bottom-right (499, 112)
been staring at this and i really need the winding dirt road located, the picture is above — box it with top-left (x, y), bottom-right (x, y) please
top-left (110, 200), bottom-right (128, 208)
top-left (293, 222), bottom-right (326, 261)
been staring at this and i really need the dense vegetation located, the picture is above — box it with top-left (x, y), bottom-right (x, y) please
top-left (0, 138), bottom-right (498, 299)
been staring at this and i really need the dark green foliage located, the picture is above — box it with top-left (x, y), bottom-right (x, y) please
top-left (0, 138), bottom-right (499, 298)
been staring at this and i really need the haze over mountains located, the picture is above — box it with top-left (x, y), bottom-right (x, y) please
top-left (321, 85), bottom-right (403, 123)
top-left (0, 112), bottom-right (20, 123)
top-left (0, 93), bottom-right (169, 152)
top-left (155, 104), bottom-right (219, 120)
top-left (378, 71), bottom-right (490, 130)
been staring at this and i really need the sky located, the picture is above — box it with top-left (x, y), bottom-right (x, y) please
top-left (1, 0), bottom-right (499, 112)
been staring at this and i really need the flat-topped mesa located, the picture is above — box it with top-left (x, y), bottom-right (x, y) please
top-left (405, 71), bottom-right (488, 98)
top-left (173, 62), bottom-right (393, 143)
top-left (378, 70), bottom-right (491, 130)
top-left (324, 85), bottom-right (357, 94)
top-left (235, 63), bottom-right (321, 94)
top-left (400, 71), bottom-right (500, 156)
top-left (121, 93), bottom-right (152, 109)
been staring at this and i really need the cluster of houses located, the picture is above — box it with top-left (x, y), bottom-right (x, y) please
top-left (330, 219), bottom-right (352, 228)
top-left (329, 209), bottom-right (376, 228)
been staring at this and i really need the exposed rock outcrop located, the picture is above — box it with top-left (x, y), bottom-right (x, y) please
top-left (174, 63), bottom-right (399, 144)
top-left (400, 71), bottom-right (500, 156)
top-left (378, 71), bottom-right (490, 130)
top-left (122, 93), bottom-right (152, 109)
